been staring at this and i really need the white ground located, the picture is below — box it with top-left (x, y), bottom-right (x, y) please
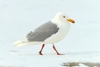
top-left (0, 0), bottom-right (100, 67)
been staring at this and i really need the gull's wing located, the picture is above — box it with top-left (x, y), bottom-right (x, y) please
top-left (26, 21), bottom-right (59, 42)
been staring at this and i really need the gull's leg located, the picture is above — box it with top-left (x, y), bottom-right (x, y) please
top-left (53, 45), bottom-right (62, 55)
top-left (39, 44), bottom-right (45, 55)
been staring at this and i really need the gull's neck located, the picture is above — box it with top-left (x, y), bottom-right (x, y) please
top-left (51, 18), bottom-right (69, 25)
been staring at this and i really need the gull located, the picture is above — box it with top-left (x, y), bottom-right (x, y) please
top-left (14, 12), bottom-right (75, 55)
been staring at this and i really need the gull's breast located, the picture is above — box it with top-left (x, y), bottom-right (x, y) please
top-left (44, 23), bottom-right (70, 44)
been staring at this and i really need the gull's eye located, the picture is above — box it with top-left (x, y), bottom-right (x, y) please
top-left (63, 16), bottom-right (66, 18)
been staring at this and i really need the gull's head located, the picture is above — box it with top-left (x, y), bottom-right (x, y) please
top-left (52, 12), bottom-right (75, 24)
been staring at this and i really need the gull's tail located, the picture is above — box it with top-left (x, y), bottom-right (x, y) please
top-left (13, 40), bottom-right (26, 47)
top-left (13, 37), bottom-right (30, 47)
top-left (14, 39), bottom-right (41, 47)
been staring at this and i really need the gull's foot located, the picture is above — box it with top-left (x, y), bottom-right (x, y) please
top-left (57, 53), bottom-right (64, 55)
top-left (39, 51), bottom-right (43, 55)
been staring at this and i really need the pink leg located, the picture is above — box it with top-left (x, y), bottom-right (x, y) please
top-left (53, 45), bottom-right (62, 55)
top-left (39, 44), bottom-right (45, 55)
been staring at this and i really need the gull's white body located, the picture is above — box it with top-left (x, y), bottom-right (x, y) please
top-left (14, 12), bottom-right (71, 47)
top-left (44, 21), bottom-right (70, 44)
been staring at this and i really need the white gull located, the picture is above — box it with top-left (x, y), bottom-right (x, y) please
top-left (14, 12), bottom-right (75, 55)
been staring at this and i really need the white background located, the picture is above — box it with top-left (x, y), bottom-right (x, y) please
top-left (0, 0), bottom-right (100, 67)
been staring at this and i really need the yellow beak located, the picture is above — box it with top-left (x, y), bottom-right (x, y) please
top-left (67, 18), bottom-right (75, 23)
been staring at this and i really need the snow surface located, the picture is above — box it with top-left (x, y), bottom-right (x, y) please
top-left (0, 0), bottom-right (100, 67)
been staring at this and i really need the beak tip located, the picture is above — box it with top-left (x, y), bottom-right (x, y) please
top-left (72, 21), bottom-right (75, 23)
